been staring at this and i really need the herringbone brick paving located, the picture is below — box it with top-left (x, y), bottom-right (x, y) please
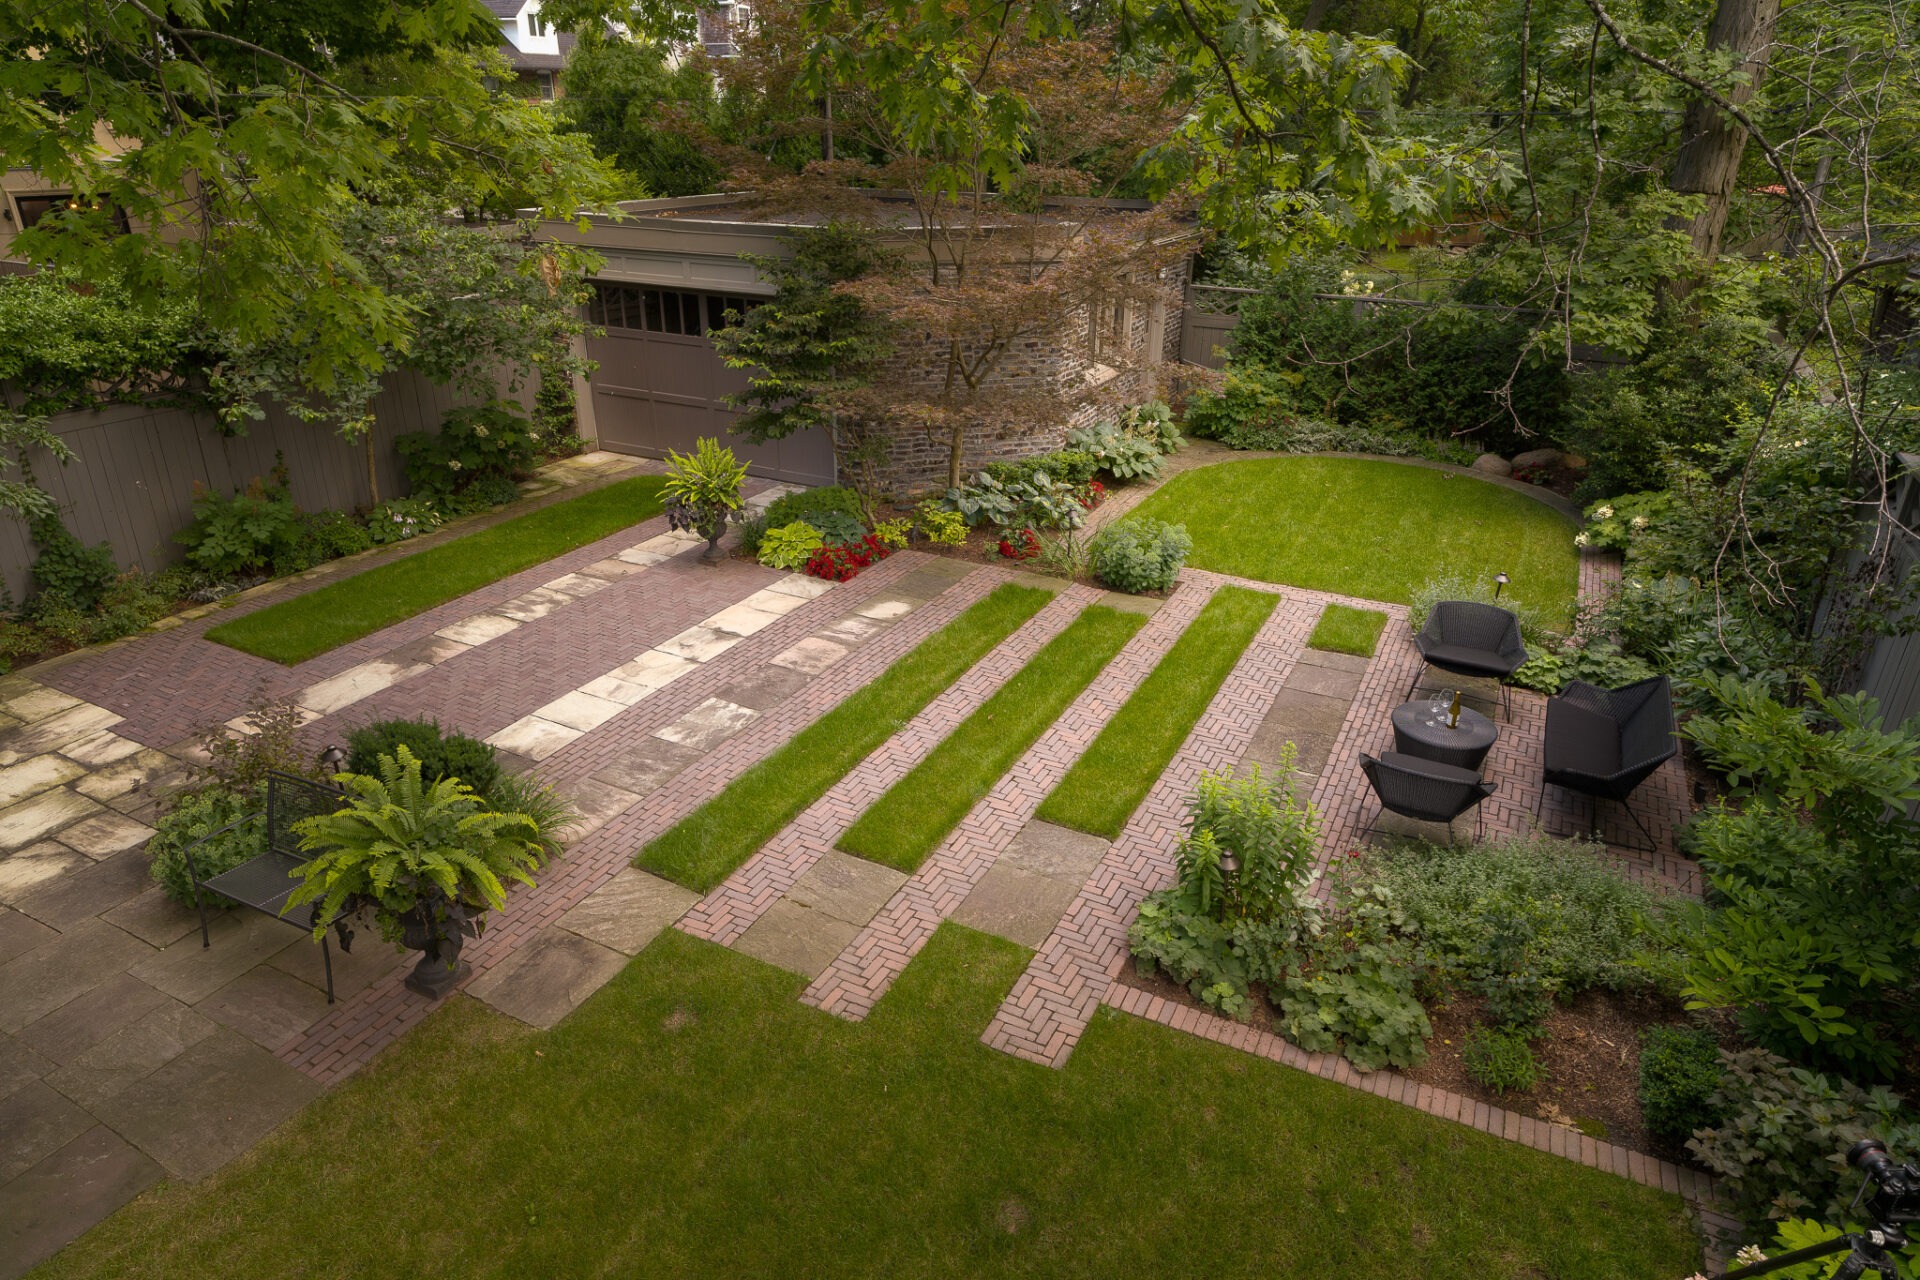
top-left (802, 577), bottom-right (1219, 1021)
top-left (677, 582), bottom-right (1100, 948)
top-left (980, 578), bottom-right (1318, 1067)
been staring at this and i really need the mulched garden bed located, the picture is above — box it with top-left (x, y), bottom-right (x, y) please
top-left (1111, 959), bottom-right (1714, 1168)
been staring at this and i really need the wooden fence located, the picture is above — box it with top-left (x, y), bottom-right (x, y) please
top-left (0, 371), bottom-right (519, 600)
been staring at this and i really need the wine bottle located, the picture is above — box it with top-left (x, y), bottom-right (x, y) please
top-left (1447, 689), bottom-right (1462, 729)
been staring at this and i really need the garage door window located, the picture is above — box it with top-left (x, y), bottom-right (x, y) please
top-left (589, 284), bottom-right (758, 337)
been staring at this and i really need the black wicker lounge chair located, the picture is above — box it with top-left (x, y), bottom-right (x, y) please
top-left (1407, 601), bottom-right (1529, 720)
top-left (1359, 751), bottom-right (1498, 842)
top-left (1535, 676), bottom-right (1677, 852)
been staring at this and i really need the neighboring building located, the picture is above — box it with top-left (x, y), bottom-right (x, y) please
top-left (539, 193), bottom-right (1194, 493)
top-left (486, 0), bottom-right (574, 100)
top-left (696, 3), bottom-right (752, 58)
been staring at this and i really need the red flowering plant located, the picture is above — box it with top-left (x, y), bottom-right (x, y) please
top-left (1078, 480), bottom-right (1108, 509)
top-left (997, 528), bottom-right (1041, 560)
top-left (804, 533), bottom-right (892, 582)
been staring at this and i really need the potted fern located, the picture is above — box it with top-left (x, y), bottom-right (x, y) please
top-left (286, 747), bottom-right (551, 998)
top-left (662, 436), bottom-right (750, 563)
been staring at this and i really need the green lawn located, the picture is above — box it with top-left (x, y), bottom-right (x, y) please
top-left (33, 926), bottom-right (1701, 1279)
top-left (1308, 603), bottom-right (1389, 658)
top-left (205, 476), bottom-right (671, 665)
top-left (1127, 457), bottom-right (1577, 622)
top-left (639, 584), bottom-right (1053, 892)
top-left (1035, 586), bottom-right (1278, 838)
top-left (838, 605), bottom-right (1145, 872)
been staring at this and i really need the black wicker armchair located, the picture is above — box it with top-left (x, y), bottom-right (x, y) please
top-left (1408, 601), bottom-right (1529, 720)
top-left (1536, 675), bottom-right (1677, 851)
top-left (1359, 752), bottom-right (1498, 842)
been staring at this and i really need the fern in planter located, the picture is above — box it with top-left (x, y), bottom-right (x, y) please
top-left (662, 437), bottom-right (749, 560)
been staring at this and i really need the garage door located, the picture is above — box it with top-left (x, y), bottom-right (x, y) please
top-left (584, 283), bottom-right (837, 485)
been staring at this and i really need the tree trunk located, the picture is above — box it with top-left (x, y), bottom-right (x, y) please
top-left (947, 422), bottom-right (965, 491)
top-left (1302, 0), bottom-right (1333, 30)
top-left (1668, 0), bottom-right (1783, 281)
top-left (365, 434), bottom-right (380, 507)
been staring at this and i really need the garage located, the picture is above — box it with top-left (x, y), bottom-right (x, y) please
top-left (583, 281), bottom-right (837, 485)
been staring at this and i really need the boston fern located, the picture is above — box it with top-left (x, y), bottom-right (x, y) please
top-left (286, 747), bottom-right (548, 948)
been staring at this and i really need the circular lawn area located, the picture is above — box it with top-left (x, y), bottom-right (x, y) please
top-left (1126, 456), bottom-right (1579, 622)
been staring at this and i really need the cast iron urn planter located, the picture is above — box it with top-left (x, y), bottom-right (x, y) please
top-left (398, 898), bottom-right (481, 999)
top-left (665, 493), bottom-right (732, 565)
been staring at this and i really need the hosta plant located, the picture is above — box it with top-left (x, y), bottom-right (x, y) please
top-left (758, 521), bottom-right (823, 571)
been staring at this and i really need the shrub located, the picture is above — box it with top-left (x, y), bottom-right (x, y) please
top-left (1091, 519), bottom-right (1192, 593)
top-left (914, 502), bottom-right (968, 546)
top-left (175, 466), bottom-right (302, 578)
top-left (984, 448), bottom-right (1099, 489)
top-left (1576, 491), bottom-right (1671, 556)
top-left (397, 400), bottom-right (540, 500)
top-left (197, 699), bottom-right (323, 795)
top-left (1184, 370), bottom-right (1481, 465)
top-left (1277, 879), bottom-right (1432, 1071)
top-left (758, 521), bottom-right (823, 571)
top-left (1364, 832), bottom-right (1679, 999)
top-left (1464, 1026), bottom-right (1542, 1094)
top-left (1638, 1025), bottom-right (1726, 1141)
top-left (1689, 1048), bottom-right (1920, 1230)
top-left (735, 510), bottom-right (771, 556)
top-left (147, 785), bottom-right (265, 908)
top-left (763, 485), bottom-right (866, 531)
top-left (28, 513), bottom-right (118, 610)
top-left (997, 528), bottom-right (1040, 560)
top-left (943, 471), bottom-right (1087, 530)
top-left (1067, 422), bottom-right (1163, 481)
top-left (364, 497), bottom-right (443, 545)
top-left (1407, 570), bottom-right (1562, 648)
top-left (871, 517), bottom-right (912, 549)
top-left (301, 510), bottom-right (374, 561)
top-left (345, 718), bottom-right (501, 797)
top-left (1509, 640), bottom-right (1656, 696)
top-left (447, 473), bottom-right (522, 513)
top-left (809, 510), bottom-right (869, 546)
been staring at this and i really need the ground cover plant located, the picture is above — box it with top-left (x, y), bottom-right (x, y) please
top-left (639, 585), bottom-right (1052, 891)
top-left (1036, 586), bottom-right (1277, 838)
top-left (205, 475), bottom-right (670, 665)
top-left (837, 605), bottom-right (1145, 872)
top-left (33, 925), bottom-right (1703, 1279)
top-left (1127, 458), bottom-right (1577, 622)
top-left (1307, 604), bottom-right (1388, 658)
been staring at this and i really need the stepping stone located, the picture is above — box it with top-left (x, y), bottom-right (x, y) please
top-left (541, 572), bottom-right (613, 598)
top-left (534, 690), bottom-right (628, 734)
top-left (434, 613), bottom-right (520, 646)
top-left (382, 634), bottom-right (473, 667)
top-left (129, 912), bottom-right (307, 1006)
top-left (101, 888), bottom-right (201, 948)
top-left (464, 926), bottom-right (627, 1030)
top-left (0, 842), bottom-right (88, 906)
top-left (71, 750), bottom-right (179, 803)
top-left (1098, 591), bottom-right (1163, 616)
top-left (737, 588), bottom-right (810, 617)
top-left (787, 851), bottom-right (908, 927)
top-left (89, 1027), bottom-right (319, 1182)
top-left (195, 967), bottom-right (331, 1051)
top-left (0, 1126), bottom-right (163, 1280)
top-left (1000, 821), bottom-right (1110, 882)
top-left (578, 556), bottom-right (652, 580)
top-left (494, 586), bottom-right (574, 623)
top-left (44, 1003), bottom-right (218, 1109)
top-left (0, 1081), bottom-right (92, 1182)
top-left (266, 930), bottom-right (407, 1005)
top-left (1243, 688), bottom-right (1353, 783)
top-left (653, 699), bottom-right (757, 751)
top-left (0, 755), bottom-right (87, 810)
top-left (0, 788), bottom-right (103, 852)
top-left (713, 665), bottom-right (812, 712)
top-left (0, 1032), bottom-right (53, 1101)
top-left (589, 739), bottom-right (703, 798)
top-left (817, 616), bottom-right (883, 646)
top-left (953, 862), bottom-right (1082, 949)
top-left (0, 909), bottom-right (57, 966)
top-left (856, 598), bottom-right (914, 621)
top-left (486, 716), bottom-right (580, 763)
top-left (297, 658), bottom-right (432, 717)
top-left (613, 546), bottom-right (670, 567)
top-left (559, 869), bottom-right (697, 956)
top-left (555, 777), bottom-right (641, 843)
top-left (770, 637), bottom-right (849, 675)
top-left (14, 974), bottom-right (173, 1067)
top-left (631, 531), bottom-right (702, 556)
top-left (657, 625), bottom-right (744, 664)
top-left (606, 650), bottom-right (699, 691)
top-left (703, 603), bottom-right (786, 637)
top-left (733, 900), bottom-right (862, 980)
top-left (1282, 661), bottom-right (1364, 701)
top-left (11, 850), bottom-right (152, 932)
top-left (58, 731), bottom-right (145, 768)
top-left (1296, 648), bottom-right (1371, 675)
top-left (57, 813), bottom-right (155, 861)
top-left (765, 574), bottom-right (835, 600)
top-left (0, 687), bottom-right (81, 725)
top-left (576, 673), bottom-right (654, 707)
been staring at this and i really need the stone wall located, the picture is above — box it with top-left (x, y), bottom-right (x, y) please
top-left (869, 257), bottom-right (1191, 496)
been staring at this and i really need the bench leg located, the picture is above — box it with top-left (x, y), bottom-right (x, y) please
top-left (320, 937), bottom-right (336, 1004)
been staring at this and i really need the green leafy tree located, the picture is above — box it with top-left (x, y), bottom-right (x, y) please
top-left (557, 31), bottom-right (726, 197)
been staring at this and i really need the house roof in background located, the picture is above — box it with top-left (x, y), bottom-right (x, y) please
top-left (481, 0), bottom-right (525, 18)
top-left (502, 31), bottom-right (574, 70)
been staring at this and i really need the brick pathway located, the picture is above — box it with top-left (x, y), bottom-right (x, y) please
top-left (802, 579), bottom-right (1216, 1020)
top-left (677, 583), bottom-right (1102, 948)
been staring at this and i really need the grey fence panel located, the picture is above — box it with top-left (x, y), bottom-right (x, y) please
top-left (0, 371), bottom-right (525, 600)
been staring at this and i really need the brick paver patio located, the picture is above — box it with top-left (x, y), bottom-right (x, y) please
top-left (0, 454), bottom-right (1718, 1275)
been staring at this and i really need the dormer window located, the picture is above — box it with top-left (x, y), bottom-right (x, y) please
top-left (527, 10), bottom-right (547, 36)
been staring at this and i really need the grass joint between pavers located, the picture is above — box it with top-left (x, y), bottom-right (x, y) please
top-left (1307, 603), bottom-right (1389, 658)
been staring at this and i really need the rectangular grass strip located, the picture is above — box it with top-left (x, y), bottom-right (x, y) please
top-left (206, 476), bottom-right (671, 665)
top-left (638, 583), bottom-right (1053, 892)
top-left (1307, 603), bottom-right (1388, 658)
top-left (836, 604), bottom-right (1147, 873)
top-left (1034, 585), bottom-right (1279, 839)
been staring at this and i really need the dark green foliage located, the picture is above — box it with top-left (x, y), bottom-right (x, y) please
top-left (1274, 882), bottom-right (1433, 1072)
top-left (1509, 641), bottom-right (1657, 696)
top-left (556, 32), bottom-right (725, 197)
top-left (807, 510), bottom-right (868, 547)
top-left (397, 401), bottom-right (539, 501)
top-left (28, 512), bottom-right (118, 610)
top-left (147, 785), bottom-right (265, 908)
top-left (299, 511), bottom-right (374, 562)
top-left (174, 462), bottom-right (302, 579)
top-left (345, 719), bottom-right (501, 799)
top-left (1467, 910), bottom-right (1556, 1031)
top-left (761, 485), bottom-right (868, 531)
top-left (1464, 1026), bottom-right (1542, 1095)
top-left (0, 269), bottom-right (216, 415)
top-left (1637, 1026), bottom-right (1726, 1142)
top-left (708, 226), bottom-right (892, 450)
top-left (1689, 1048), bottom-right (1920, 1231)
top-left (1090, 519), bottom-right (1192, 593)
top-left (1183, 371), bottom-right (1478, 465)
top-left (984, 449), bottom-right (1100, 488)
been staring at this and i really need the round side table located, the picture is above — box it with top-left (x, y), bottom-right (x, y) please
top-left (1391, 700), bottom-right (1498, 772)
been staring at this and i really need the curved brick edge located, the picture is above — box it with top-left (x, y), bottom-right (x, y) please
top-left (678, 583), bottom-right (1104, 948)
top-left (801, 577), bottom-right (1220, 1021)
top-left (1100, 983), bottom-right (1740, 1265)
top-left (980, 584), bottom-right (1321, 1067)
